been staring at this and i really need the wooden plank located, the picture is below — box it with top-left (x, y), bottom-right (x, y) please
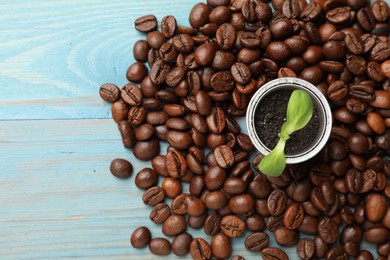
top-left (0, 119), bottom-right (378, 259)
top-left (0, 0), bottom-right (199, 120)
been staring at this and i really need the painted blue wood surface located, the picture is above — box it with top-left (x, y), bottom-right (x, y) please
top-left (0, 0), bottom-right (387, 259)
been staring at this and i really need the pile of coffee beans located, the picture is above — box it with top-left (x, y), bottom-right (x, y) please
top-left (99, 0), bottom-right (390, 258)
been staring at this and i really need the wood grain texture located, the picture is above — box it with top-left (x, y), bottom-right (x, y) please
top-left (0, 0), bottom-right (200, 120)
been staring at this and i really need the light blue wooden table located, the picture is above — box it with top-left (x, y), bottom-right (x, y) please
top-left (0, 0), bottom-right (385, 259)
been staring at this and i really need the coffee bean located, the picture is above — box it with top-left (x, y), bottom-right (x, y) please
top-left (131, 226), bottom-right (151, 248)
top-left (165, 150), bottom-right (187, 178)
top-left (167, 130), bottom-right (193, 150)
top-left (244, 232), bottom-right (269, 252)
top-left (220, 215), bottom-right (246, 237)
top-left (318, 217), bottom-right (339, 244)
top-left (149, 202), bottom-right (170, 224)
top-left (366, 193), bottom-right (386, 222)
top-left (133, 138), bottom-right (160, 160)
top-left (149, 237), bottom-right (171, 256)
top-left (267, 189), bottom-right (287, 216)
top-left (190, 238), bottom-right (212, 260)
top-left (365, 228), bottom-right (389, 244)
top-left (261, 247), bottom-right (289, 260)
top-left (229, 194), bottom-right (255, 215)
top-left (211, 232), bottom-right (231, 259)
top-left (171, 193), bottom-right (190, 215)
top-left (135, 168), bottom-right (158, 189)
top-left (325, 246), bottom-right (348, 260)
top-left (172, 232), bottom-right (192, 256)
top-left (121, 83), bottom-right (143, 106)
top-left (133, 40), bottom-right (150, 62)
top-left (150, 60), bottom-right (170, 85)
top-left (297, 238), bottom-right (315, 260)
top-left (370, 90), bottom-right (390, 108)
top-left (118, 120), bottom-right (135, 148)
top-left (134, 15), bottom-right (157, 32)
top-left (214, 145), bottom-right (234, 168)
top-left (189, 3), bottom-right (210, 29)
top-left (346, 55), bottom-right (367, 75)
top-left (327, 7), bottom-right (351, 26)
top-left (142, 186), bottom-right (165, 206)
top-left (205, 190), bottom-right (227, 210)
top-left (357, 7), bottom-right (376, 32)
top-left (284, 202), bottom-right (304, 230)
top-left (162, 177), bottom-right (181, 198)
top-left (162, 213), bottom-right (187, 236)
top-left (275, 226), bottom-right (300, 246)
top-left (99, 83), bottom-right (120, 103)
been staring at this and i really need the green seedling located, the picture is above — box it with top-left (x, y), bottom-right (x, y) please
top-left (258, 89), bottom-right (314, 176)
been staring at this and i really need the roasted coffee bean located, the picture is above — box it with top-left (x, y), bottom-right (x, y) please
top-left (370, 90), bottom-right (390, 108)
top-left (162, 214), bottom-right (187, 236)
top-left (327, 80), bottom-right (347, 101)
top-left (216, 23), bottom-right (236, 50)
top-left (261, 247), bottom-right (289, 260)
top-left (214, 145), bottom-right (234, 169)
top-left (327, 7), bottom-right (351, 26)
top-left (366, 193), bottom-right (386, 222)
top-left (100, 83), bottom-right (120, 103)
top-left (211, 71), bottom-right (235, 92)
top-left (161, 15), bottom-right (177, 38)
top-left (357, 7), bottom-right (376, 32)
top-left (111, 99), bottom-right (129, 123)
top-left (211, 232), bottom-right (231, 259)
top-left (275, 226), bottom-right (300, 246)
top-left (297, 238), bottom-right (315, 260)
top-left (190, 238), bottom-right (212, 260)
top-left (162, 177), bottom-right (181, 198)
top-left (346, 55), bottom-right (367, 75)
top-left (149, 59), bottom-right (170, 85)
top-left (131, 226), bottom-right (151, 248)
top-left (267, 189), bottom-right (287, 216)
top-left (345, 33), bottom-right (364, 55)
top-left (133, 138), bottom-right (160, 161)
top-left (205, 190), bottom-right (227, 210)
top-left (172, 232), bottom-right (192, 256)
top-left (143, 186), bottom-right (165, 206)
top-left (133, 40), bottom-right (150, 62)
top-left (318, 217), bottom-right (339, 244)
top-left (319, 60), bottom-right (344, 73)
top-left (365, 228), bottom-right (389, 244)
top-left (231, 62), bottom-right (251, 85)
top-left (146, 111), bottom-right (169, 125)
top-left (244, 232), bottom-right (269, 252)
top-left (134, 15), bottom-right (157, 32)
top-left (171, 193), bottom-right (190, 215)
top-left (229, 194), bottom-right (255, 215)
top-left (266, 41), bottom-right (291, 62)
top-left (118, 120), bottom-right (135, 148)
top-left (246, 213), bottom-right (266, 232)
top-left (150, 202), bottom-right (170, 224)
top-left (135, 167), bottom-right (158, 189)
top-left (149, 237), bottom-right (171, 256)
top-left (300, 2), bottom-right (321, 22)
top-left (269, 18), bottom-right (293, 40)
top-left (167, 130), bottom-right (193, 150)
top-left (121, 84), bottom-right (143, 106)
top-left (166, 150), bottom-right (187, 178)
top-left (220, 215), bottom-right (246, 237)
top-left (325, 246), bottom-right (347, 260)
top-left (284, 202), bottom-right (304, 230)
top-left (110, 158), bottom-right (132, 178)
top-left (189, 3), bottom-right (210, 29)
top-left (204, 213), bottom-right (221, 236)
top-left (212, 50), bottom-right (236, 70)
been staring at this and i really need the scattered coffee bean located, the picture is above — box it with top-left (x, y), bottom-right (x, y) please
top-left (100, 1), bottom-right (390, 258)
